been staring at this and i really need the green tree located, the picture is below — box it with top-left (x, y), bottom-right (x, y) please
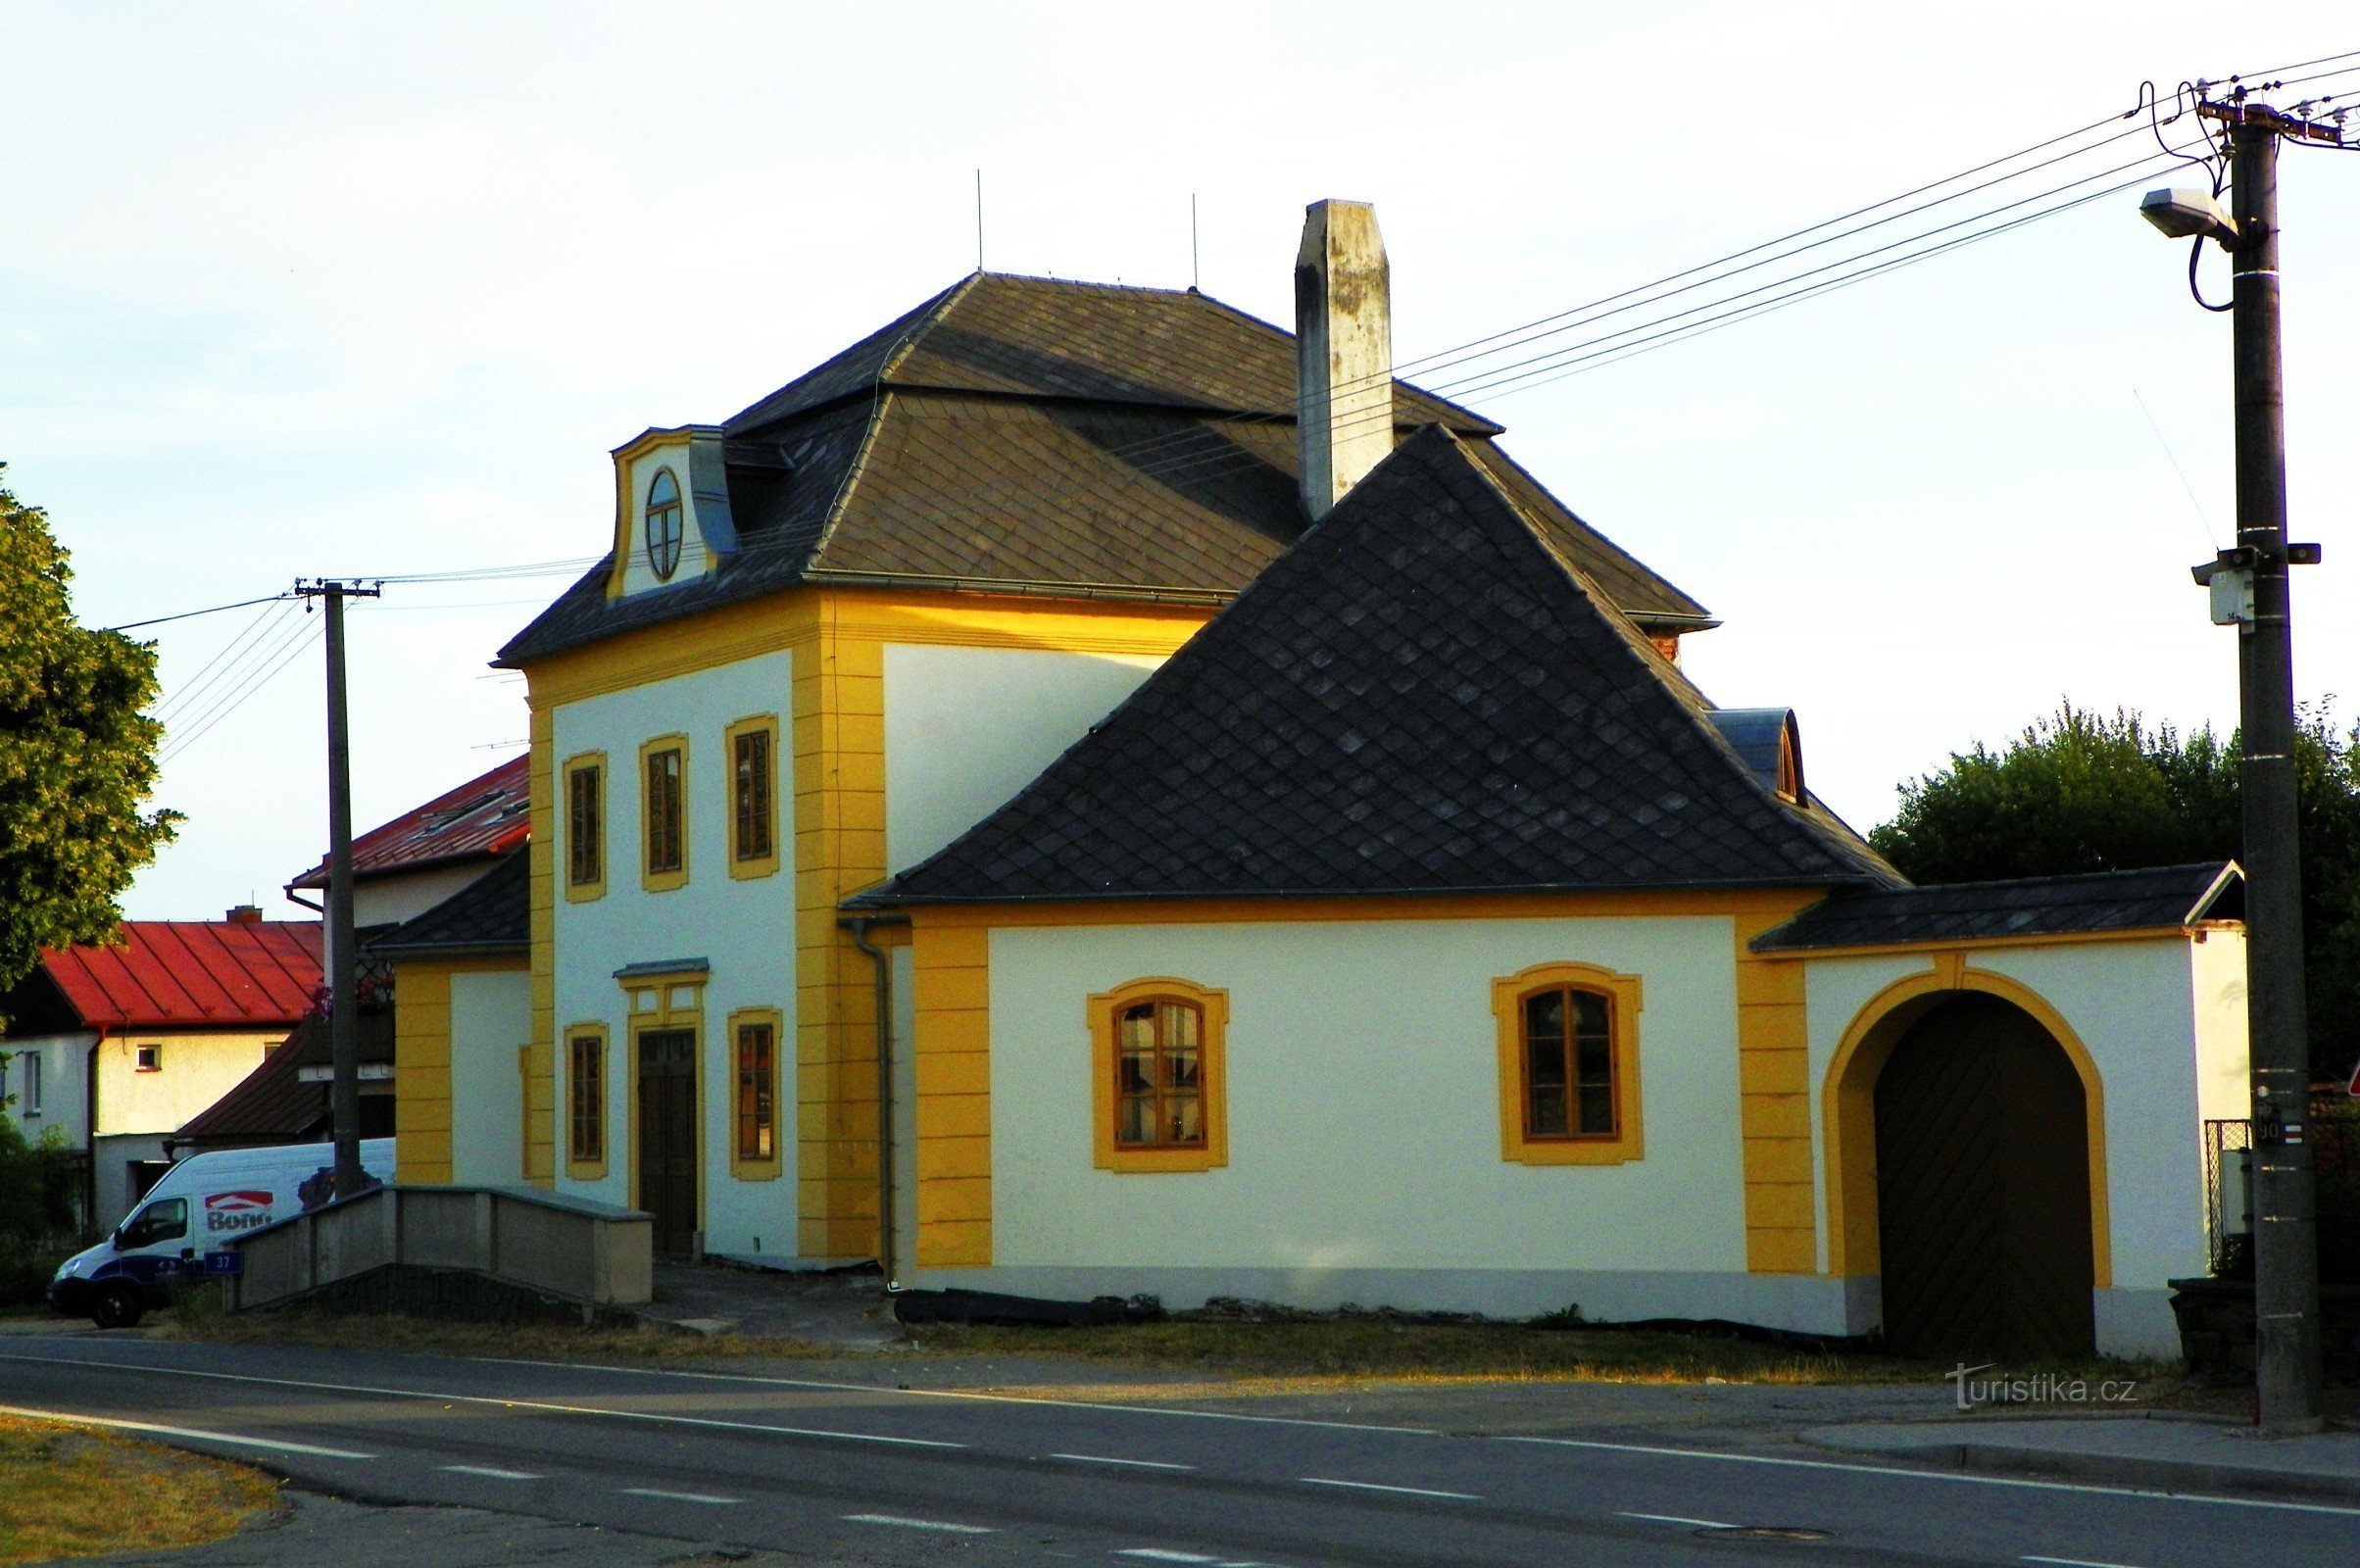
top-left (1870, 702), bottom-right (2360, 1080)
top-left (0, 466), bottom-right (179, 1002)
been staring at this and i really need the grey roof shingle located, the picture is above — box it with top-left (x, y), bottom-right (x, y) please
top-left (1746, 862), bottom-right (2241, 953)
top-left (495, 273), bottom-right (1711, 667)
top-left (365, 853), bottom-right (529, 958)
top-left (851, 426), bottom-right (1894, 906)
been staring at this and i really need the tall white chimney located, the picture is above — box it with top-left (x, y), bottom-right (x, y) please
top-left (1295, 199), bottom-right (1393, 520)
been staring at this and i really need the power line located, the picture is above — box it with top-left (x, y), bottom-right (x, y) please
top-left (158, 614), bottom-right (325, 765)
top-left (103, 592), bottom-right (291, 633)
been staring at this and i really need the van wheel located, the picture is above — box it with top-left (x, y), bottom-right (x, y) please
top-left (92, 1284), bottom-right (145, 1330)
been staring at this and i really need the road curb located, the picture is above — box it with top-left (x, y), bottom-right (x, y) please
top-left (1809, 1435), bottom-right (2360, 1507)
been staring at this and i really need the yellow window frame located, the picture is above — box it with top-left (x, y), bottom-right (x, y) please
top-left (724, 715), bottom-right (780, 880)
top-left (639, 734), bottom-right (689, 893)
top-left (727, 1005), bottom-right (784, 1180)
top-left (563, 751), bottom-right (608, 902)
top-left (1088, 976), bottom-right (1229, 1174)
top-left (1491, 960), bottom-right (1645, 1166)
top-left (564, 1023), bottom-right (610, 1180)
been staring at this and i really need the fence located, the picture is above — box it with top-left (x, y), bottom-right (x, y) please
top-left (224, 1185), bottom-right (653, 1312)
top-left (2206, 1092), bottom-right (2360, 1284)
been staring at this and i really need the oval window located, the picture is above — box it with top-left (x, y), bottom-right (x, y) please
top-left (644, 467), bottom-right (683, 580)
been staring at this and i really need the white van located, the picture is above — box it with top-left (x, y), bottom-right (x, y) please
top-left (49, 1138), bottom-right (395, 1328)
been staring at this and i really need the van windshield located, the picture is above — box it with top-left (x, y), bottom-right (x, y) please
top-left (118, 1198), bottom-right (188, 1250)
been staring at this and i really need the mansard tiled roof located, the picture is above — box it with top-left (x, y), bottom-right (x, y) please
top-left (852, 426), bottom-right (1895, 906)
top-left (496, 273), bottom-right (1712, 667)
top-left (366, 852), bottom-right (528, 959)
top-left (1747, 862), bottom-right (2241, 954)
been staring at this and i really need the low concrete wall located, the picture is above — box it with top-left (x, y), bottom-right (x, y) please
top-left (225, 1185), bottom-right (652, 1311)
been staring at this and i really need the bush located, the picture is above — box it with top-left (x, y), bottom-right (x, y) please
top-left (0, 1099), bottom-right (79, 1303)
top-left (0, 1237), bottom-right (72, 1307)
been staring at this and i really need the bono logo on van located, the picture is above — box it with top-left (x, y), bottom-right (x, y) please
top-left (204, 1192), bottom-right (275, 1233)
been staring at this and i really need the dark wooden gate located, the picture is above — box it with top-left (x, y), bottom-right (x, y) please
top-left (1875, 994), bottom-right (2095, 1360)
top-left (636, 1029), bottom-right (699, 1256)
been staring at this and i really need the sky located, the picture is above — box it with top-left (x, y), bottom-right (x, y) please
top-left (4, 2), bottom-right (2356, 921)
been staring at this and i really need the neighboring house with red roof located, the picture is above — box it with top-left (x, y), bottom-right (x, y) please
top-left (1, 908), bottom-right (322, 1233)
top-left (284, 754), bottom-right (529, 958)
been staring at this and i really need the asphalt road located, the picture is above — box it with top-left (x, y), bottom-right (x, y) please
top-left (2, 1336), bottom-right (2354, 1568)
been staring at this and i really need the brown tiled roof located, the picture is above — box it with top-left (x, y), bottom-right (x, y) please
top-left (172, 1005), bottom-right (392, 1145)
top-left (288, 756), bottom-right (529, 891)
top-left (853, 427), bottom-right (1893, 906)
top-left (496, 274), bottom-right (1712, 667)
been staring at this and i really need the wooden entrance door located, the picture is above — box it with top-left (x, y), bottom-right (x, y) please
top-left (1874, 994), bottom-right (2095, 1360)
top-left (636, 1029), bottom-right (699, 1256)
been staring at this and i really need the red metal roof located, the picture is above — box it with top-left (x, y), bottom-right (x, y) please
top-left (41, 920), bottom-right (323, 1031)
top-left (288, 755), bottom-right (530, 890)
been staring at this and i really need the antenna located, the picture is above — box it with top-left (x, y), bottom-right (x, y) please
top-left (1191, 192), bottom-right (1201, 289)
top-left (974, 170), bottom-right (985, 272)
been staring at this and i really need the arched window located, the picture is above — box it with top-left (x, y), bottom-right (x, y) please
top-left (1089, 978), bottom-right (1229, 1173)
top-left (1491, 961), bottom-right (1644, 1165)
top-left (644, 466), bottom-right (683, 580)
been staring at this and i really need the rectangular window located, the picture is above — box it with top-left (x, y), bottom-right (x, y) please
top-left (566, 759), bottom-right (604, 892)
top-left (735, 1020), bottom-right (775, 1163)
top-left (643, 741), bottom-right (685, 886)
top-left (567, 1032), bottom-right (606, 1171)
top-left (730, 720), bottom-right (777, 872)
top-left (135, 1044), bottom-right (162, 1072)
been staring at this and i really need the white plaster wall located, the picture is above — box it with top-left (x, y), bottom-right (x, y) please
top-left (1, 1032), bottom-right (94, 1148)
top-left (1798, 940), bottom-right (2216, 1355)
top-left (882, 644), bottom-right (1161, 872)
top-left (355, 861), bottom-right (502, 936)
top-left (2188, 929), bottom-right (2249, 1126)
top-left (550, 650), bottom-right (797, 1254)
top-left (99, 1032), bottom-right (285, 1138)
top-left (449, 970), bottom-right (529, 1186)
top-left (986, 916), bottom-right (1746, 1277)
top-left (616, 443), bottom-right (714, 599)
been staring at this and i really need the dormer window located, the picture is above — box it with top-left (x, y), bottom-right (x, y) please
top-left (644, 467), bottom-right (684, 580)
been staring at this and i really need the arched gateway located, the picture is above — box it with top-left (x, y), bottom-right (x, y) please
top-left (1873, 993), bottom-right (2095, 1358)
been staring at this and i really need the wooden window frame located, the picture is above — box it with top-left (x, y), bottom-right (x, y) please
top-left (565, 1024), bottom-right (609, 1179)
top-left (727, 1006), bottom-right (784, 1179)
top-left (1491, 961), bottom-right (1645, 1166)
top-left (134, 1043), bottom-right (162, 1072)
top-left (564, 752), bottom-right (608, 901)
top-left (725, 715), bottom-right (780, 879)
top-left (639, 734), bottom-right (689, 893)
top-left (1088, 977), bottom-right (1228, 1174)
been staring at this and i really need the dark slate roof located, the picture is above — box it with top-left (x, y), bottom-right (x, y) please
top-left (1747, 862), bottom-right (2242, 954)
top-left (496, 273), bottom-right (1711, 667)
top-left (366, 852), bottom-right (529, 958)
top-left (852, 427), bottom-right (1895, 906)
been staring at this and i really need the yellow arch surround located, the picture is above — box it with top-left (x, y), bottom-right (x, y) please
top-left (1822, 962), bottom-right (2112, 1289)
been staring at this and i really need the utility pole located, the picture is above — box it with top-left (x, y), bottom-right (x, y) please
top-left (294, 578), bottom-right (381, 1200)
top-left (2161, 93), bottom-right (2347, 1432)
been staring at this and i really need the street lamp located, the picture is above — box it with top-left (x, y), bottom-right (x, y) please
top-left (2138, 185), bottom-right (2238, 244)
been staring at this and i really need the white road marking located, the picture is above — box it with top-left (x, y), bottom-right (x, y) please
top-left (2024, 1556), bottom-right (2151, 1568)
top-left (1053, 1451), bottom-right (1196, 1471)
top-left (842, 1513), bottom-right (995, 1534)
top-left (1301, 1476), bottom-right (1481, 1500)
top-left (463, 1352), bottom-right (1440, 1437)
top-left (1500, 1435), bottom-right (2360, 1517)
top-left (1620, 1510), bottom-right (1736, 1529)
top-left (1114, 1551), bottom-right (1222, 1563)
top-left (442, 1464), bottom-right (543, 1480)
top-left (623, 1487), bottom-right (737, 1505)
top-left (0, 1403), bottom-right (373, 1460)
top-left (0, 1353), bottom-right (966, 1452)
